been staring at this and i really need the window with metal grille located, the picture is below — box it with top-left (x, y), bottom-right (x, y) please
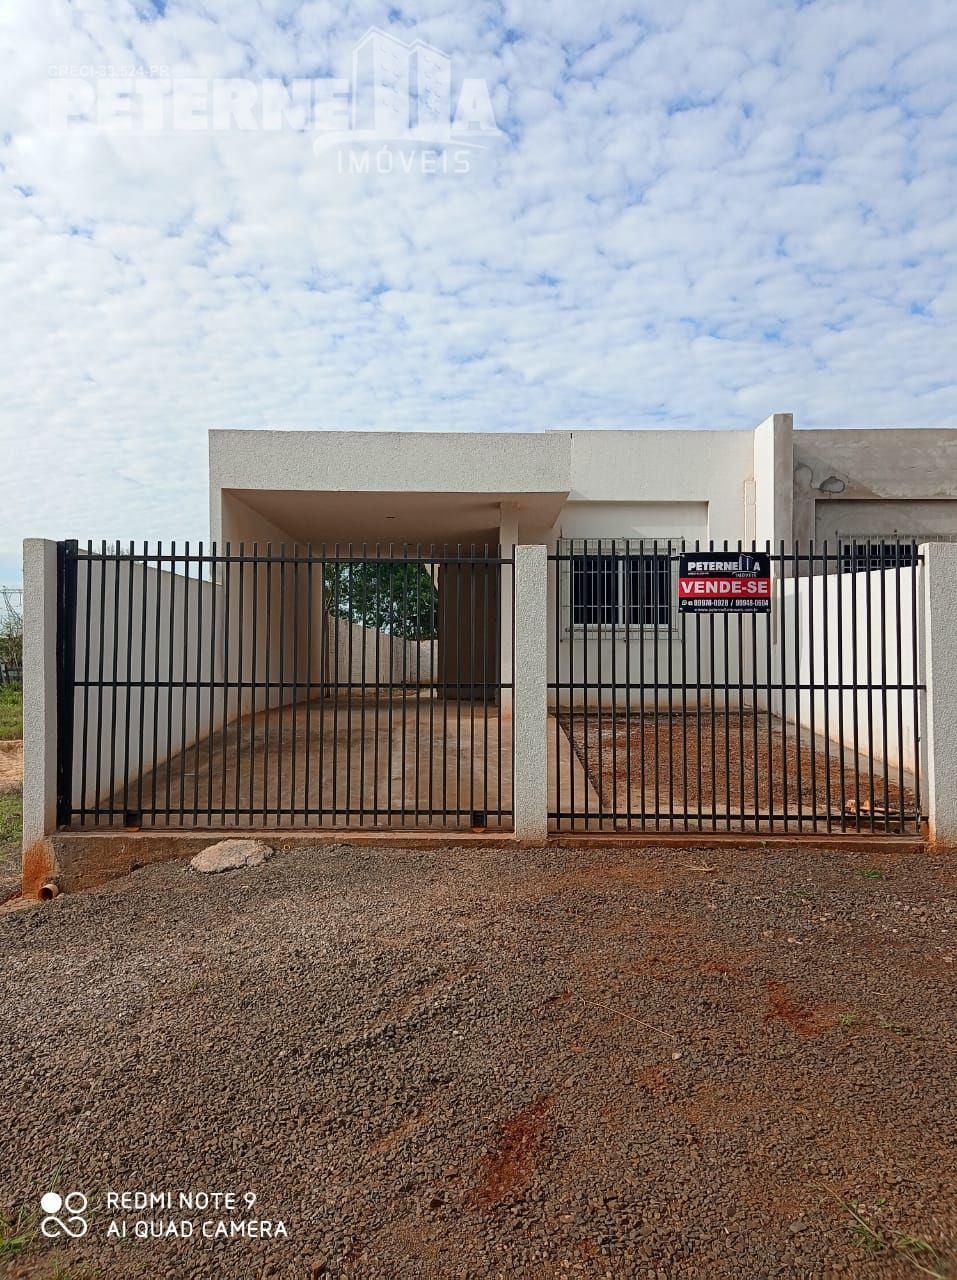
top-left (567, 546), bottom-right (672, 628)
top-left (838, 541), bottom-right (919, 573)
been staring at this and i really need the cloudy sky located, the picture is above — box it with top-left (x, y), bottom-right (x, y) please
top-left (1, 0), bottom-right (956, 583)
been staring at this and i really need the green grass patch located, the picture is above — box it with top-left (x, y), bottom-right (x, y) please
top-left (0, 790), bottom-right (22, 891)
top-left (853, 867), bottom-right (887, 881)
top-left (0, 789), bottom-right (21, 847)
top-left (0, 684), bottom-right (22, 740)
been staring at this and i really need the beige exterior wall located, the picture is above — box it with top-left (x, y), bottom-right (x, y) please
top-left (794, 428), bottom-right (957, 548)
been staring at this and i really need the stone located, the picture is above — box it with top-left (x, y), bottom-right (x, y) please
top-left (189, 839), bottom-right (273, 874)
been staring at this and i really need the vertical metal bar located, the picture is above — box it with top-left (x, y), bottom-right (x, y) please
top-left (736, 540), bottom-right (745, 830)
top-left (666, 539), bottom-right (675, 831)
top-left (191, 541), bottom-right (204, 822)
top-left (428, 548), bottom-right (437, 826)
top-left (850, 543), bottom-right (861, 829)
top-left (401, 544), bottom-right (411, 825)
top-left (895, 539), bottom-right (905, 833)
top-left (249, 543), bottom-right (259, 826)
top-left (749, 543), bottom-right (759, 832)
top-left (694, 539), bottom-right (703, 833)
top-left (764, 541), bottom-right (774, 830)
top-left (595, 541), bottom-right (604, 827)
top-left (879, 542), bottom-right (890, 833)
top-left (385, 545), bottom-right (393, 824)
top-left (482, 548), bottom-right (489, 825)
top-left (509, 548), bottom-right (516, 828)
top-left (582, 543), bottom-right (591, 831)
top-left (305, 547), bottom-right (314, 825)
top-left (331, 546), bottom-right (341, 826)
top-left (806, 541), bottom-right (818, 831)
top-left (55, 540), bottom-right (79, 828)
top-left (164, 542), bottom-right (175, 826)
top-left (722, 540), bottom-right (731, 831)
top-left (206, 542), bottom-right (217, 826)
top-left (220, 545), bottom-right (231, 825)
top-left (94, 541), bottom-right (108, 825)
top-left (358, 543), bottom-right (368, 827)
top-left (568, 549), bottom-right (577, 830)
top-left (440, 549), bottom-right (449, 823)
top-left (836, 540), bottom-right (848, 831)
top-left (708, 540), bottom-right (717, 832)
top-left (412, 545), bottom-right (421, 827)
top-left (317, 546), bottom-right (328, 827)
top-left (778, 539), bottom-right (788, 833)
top-left (610, 541), bottom-right (619, 827)
top-left (792, 539), bottom-right (803, 831)
top-left (263, 543), bottom-right (273, 828)
top-left (234, 543), bottom-right (245, 825)
top-left (554, 549), bottom-right (562, 830)
top-left (454, 548), bottom-right (462, 824)
top-left (623, 540), bottom-right (633, 830)
top-left (291, 545), bottom-right (301, 826)
top-left (371, 547), bottom-right (381, 825)
top-left (277, 544), bottom-right (287, 827)
top-left (416, 545), bottom-right (426, 827)
top-left (79, 542), bottom-right (92, 824)
top-left (911, 541), bottom-right (921, 828)
top-left (652, 539), bottom-right (661, 832)
top-left (136, 542), bottom-right (149, 822)
top-left (680, 541), bottom-right (690, 832)
top-left (121, 541), bottom-right (135, 823)
top-left (177, 542), bottom-right (189, 825)
top-left (864, 542), bottom-right (876, 831)
top-left (150, 544), bottom-right (162, 828)
top-left (468, 547), bottom-right (477, 825)
top-left (821, 541), bottom-right (833, 832)
top-left (108, 540), bottom-right (122, 823)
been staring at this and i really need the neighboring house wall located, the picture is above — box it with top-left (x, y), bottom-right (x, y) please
top-left (794, 429), bottom-right (957, 548)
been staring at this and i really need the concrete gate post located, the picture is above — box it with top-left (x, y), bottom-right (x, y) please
top-left (512, 544), bottom-right (549, 845)
top-left (21, 539), bottom-right (61, 894)
top-left (920, 541), bottom-right (957, 848)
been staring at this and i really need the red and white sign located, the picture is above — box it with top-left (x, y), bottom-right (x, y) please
top-left (677, 552), bottom-right (772, 613)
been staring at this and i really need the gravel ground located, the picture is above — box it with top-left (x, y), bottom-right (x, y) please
top-left (1, 842), bottom-right (955, 1279)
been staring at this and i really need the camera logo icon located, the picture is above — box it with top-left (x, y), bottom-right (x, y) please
top-left (40, 1191), bottom-right (88, 1239)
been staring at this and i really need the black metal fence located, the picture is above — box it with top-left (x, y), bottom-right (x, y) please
top-left (549, 541), bottom-right (923, 835)
top-left (56, 542), bottom-right (514, 832)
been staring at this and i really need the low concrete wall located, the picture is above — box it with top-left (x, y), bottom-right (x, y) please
top-left (777, 566), bottom-right (919, 777)
top-left (68, 558), bottom-right (225, 816)
top-left (328, 615), bottom-right (435, 687)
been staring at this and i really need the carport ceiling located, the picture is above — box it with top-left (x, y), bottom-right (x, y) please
top-left (225, 488), bottom-right (567, 548)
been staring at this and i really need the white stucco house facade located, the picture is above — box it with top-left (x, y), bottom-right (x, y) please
top-left (21, 413), bottom-right (957, 895)
top-left (210, 414), bottom-right (957, 564)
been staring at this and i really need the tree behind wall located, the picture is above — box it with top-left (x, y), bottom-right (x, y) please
top-left (0, 588), bottom-right (22, 685)
top-left (324, 562), bottom-right (438, 640)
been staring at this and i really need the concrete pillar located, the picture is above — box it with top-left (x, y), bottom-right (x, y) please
top-left (920, 541), bottom-right (957, 847)
top-left (752, 412), bottom-right (794, 554)
top-left (512, 544), bottom-right (548, 845)
top-left (21, 539), bottom-right (60, 894)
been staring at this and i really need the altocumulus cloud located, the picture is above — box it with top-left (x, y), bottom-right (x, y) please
top-left (1, 0), bottom-right (956, 577)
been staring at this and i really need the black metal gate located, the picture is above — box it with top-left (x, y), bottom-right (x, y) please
top-left (56, 542), bottom-right (514, 832)
top-left (548, 541), bottom-right (923, 835)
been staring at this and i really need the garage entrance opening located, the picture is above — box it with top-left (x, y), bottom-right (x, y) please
top-left (55, 542), bottom-right (514, 832)
top-left (548, 541), bottom-right (923, 835)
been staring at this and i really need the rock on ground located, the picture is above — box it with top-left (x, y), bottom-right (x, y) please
top-left (189, 838), bottom-right (273, 873)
